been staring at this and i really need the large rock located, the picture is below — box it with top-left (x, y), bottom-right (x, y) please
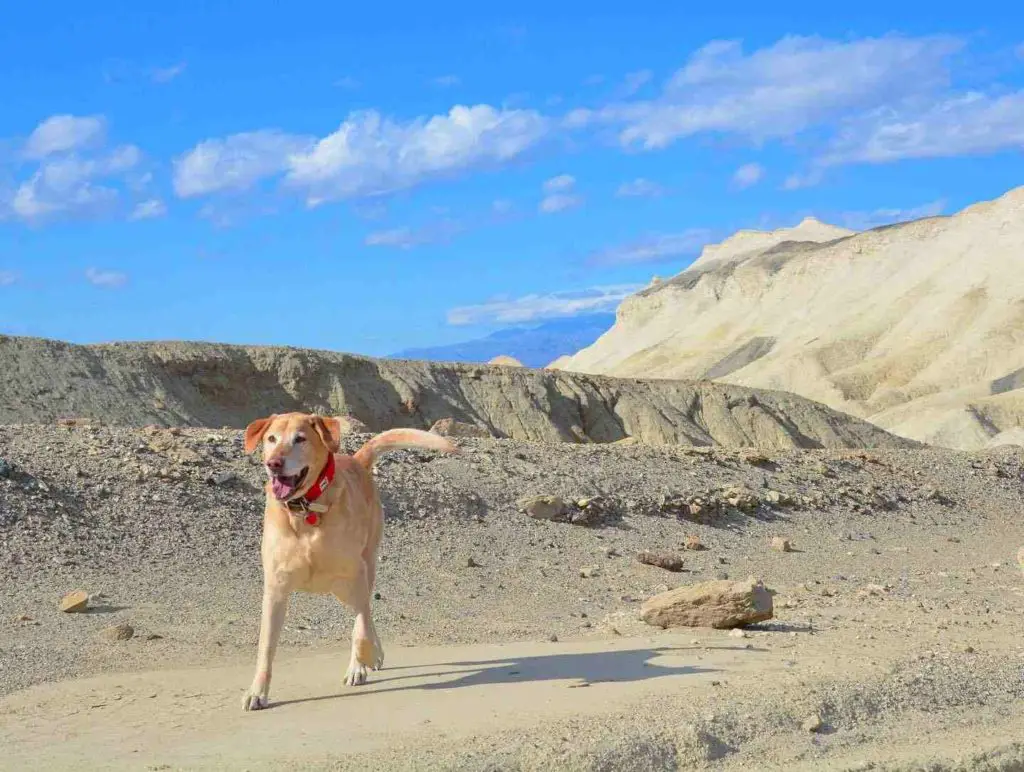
top-left (59, 590), bottom-right (89, 613)
top-left (640, 577), bottom-right (773, 629)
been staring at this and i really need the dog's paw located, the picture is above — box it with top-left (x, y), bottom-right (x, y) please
top-left (373, 650), bottom-right (384, 671)
top-left (344, 662), bottom-right (368, 687)
top-left (242, 691), bottom-right (269, 711)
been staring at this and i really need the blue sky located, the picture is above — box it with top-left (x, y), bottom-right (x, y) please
top-left (1, 2), bottom-right (1023, 355)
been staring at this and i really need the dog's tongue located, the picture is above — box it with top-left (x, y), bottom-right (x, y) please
top-left (271, 476), bottom-right (296, 500)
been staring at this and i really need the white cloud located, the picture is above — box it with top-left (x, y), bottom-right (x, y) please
top-left (285, 105), bottom-right (549, 205)
top-left (85, 268), bottom-right (128, 288)
top-left (432, 75), bottom-right (461, 88)
top-left (539, 193), bottom-right (583, 214)
top-left (130, 199), bottom-right (167, 220)
top-left (364, 220), bottom-right (463, 249)
top-left (542, 174), bottom-right (575, 193)
top-left (24, 115), bottom-right (106, 159)
top-left (491, 198), bottom-right (514, 215)
top-left (616, 178), bottom-right (666, 198)
top-left (732, 162), bottom-right (765, 189)
top-left (0, 271), bottom-right (18, 286)
top-left (538, 174), bottom-right (582, 213)
top-left (839, 199), bottom-right (946, 230)
top-left (447, 284), bottom-right (641, 325)
top-left (593, 35), bottom-right (961, 149)
top-left (152, 62), bottom-right (187, 84)
top-left (583, 74), bottom-right (606, 87)
top-left (588, 229), bottom-right (713, 266)
top-left (819, 91), bottom-right (1024, 165)
top-left (334, 76), bottom-right (360, 89)
top-left (173, 130), bottom-right (314, 198)
top-left (8, 145), bottom-right (142, 222)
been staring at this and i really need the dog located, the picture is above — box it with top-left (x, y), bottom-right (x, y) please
top-left (240, 412), bottom-right (457, 711)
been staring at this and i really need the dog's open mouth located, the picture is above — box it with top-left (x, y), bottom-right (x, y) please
top-left (270, 467), bottom-right (308, 500)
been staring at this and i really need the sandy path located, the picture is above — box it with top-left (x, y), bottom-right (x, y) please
top-left (0, 633), bottom-right (766, 770)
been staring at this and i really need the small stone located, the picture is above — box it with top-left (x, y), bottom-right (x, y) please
top-left (99, 623), bottom-right (135, 642)
top-left (637, 550), bottom-right (685, 572)
top-left (59, 589), bottom-right (90, 613)
top-left (429, 418), bottom-right (492, 438)
top-left (770, 537), bottom-right (792, 553)
top-left (0, 458), bottom-right (13, 478)
top-left (467, 556), bottom-right (481, 568)
top-left (518, 494), bottom-right (567, 521)
top-left (206, 471), bottom-right (236, 486)
top-left (728, 628), bottom-right (748, 639)
top-left (683, 535), bottom-right (705, 551)
top-left (580, 565), bottom-right (602, 579)
top-left (802, 715), bottom-right (824, 733)
top-left (548, 633), bottom-right (559, 642)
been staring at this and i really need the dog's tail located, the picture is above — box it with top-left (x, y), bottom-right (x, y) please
top-left (353, 428), bottom-right (458, 468)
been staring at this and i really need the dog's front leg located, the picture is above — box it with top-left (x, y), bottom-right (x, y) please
top-left (242, 580), bottom-right (290, 711)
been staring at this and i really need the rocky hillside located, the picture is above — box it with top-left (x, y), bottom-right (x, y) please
top-left (0, 335), bottom-right (913, 450)
top-left (555, 185), bottom-right (1024, 450)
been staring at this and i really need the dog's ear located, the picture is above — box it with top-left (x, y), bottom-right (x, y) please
top-left (244, 416), bottom-right (274, 454)
top-left (312, 415), bottom-right (342, 454)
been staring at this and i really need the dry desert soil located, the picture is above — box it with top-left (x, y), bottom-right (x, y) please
top-left (2, 419), bottom-right (1024, 770)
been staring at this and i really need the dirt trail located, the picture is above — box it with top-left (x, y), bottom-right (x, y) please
top-left (3, 629), bottom-right (1023, 772)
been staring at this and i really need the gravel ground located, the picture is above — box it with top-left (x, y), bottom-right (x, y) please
top-left (2, 423), bottom-right (1024, 769)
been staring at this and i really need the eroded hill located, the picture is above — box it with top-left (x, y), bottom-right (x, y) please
top-left (0, 335), bottom-right (913, 450)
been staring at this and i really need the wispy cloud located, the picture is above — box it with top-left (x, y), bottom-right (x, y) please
top-left (364, 220), bottom-right (464, 249)
top-left (334, 76), bottom-right (360, 89)
top-left (0, 271), bottom-right (19, 286)
top-left (4, 121), bottom-right (143, 224)
top-left (173, 129), bottom-right (314, 198)
top-left (447, 284), bottom-right (641, 325)
top-left (587, 230), bottom-right (713, 266)
top-left (819, 91), bottom-right (1024, 166)
top-left (431, 75), bottom-right (461, 88)
top-left (584, 35), bottom-right (962, 150)
top-left (620, 69), bottom-right (653, 96)
top-left (839, 199), bottom-right (946, 230)
top-left (129, 199), bottom-right (167, 220)
top-left (539, 173), bottom-right (583, 213)
top-left (731, 162), bottom-right (765, 189)
top-left (151, 62), bottom-right (187, 84)
top-left (616, 178), bottom-right (666, 198)
top-left (23, 114), bottom-right (106, 160)
top-left (85, 267), bottom-right (128, 288)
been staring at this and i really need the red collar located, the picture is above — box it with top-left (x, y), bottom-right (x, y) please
top-left (285, 454), bottom-right (336, 526)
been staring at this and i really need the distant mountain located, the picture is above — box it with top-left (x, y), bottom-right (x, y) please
top-left (555, 185), bottom-right (1024, 450)
top-left (389, 313), bottom-right (616, 368)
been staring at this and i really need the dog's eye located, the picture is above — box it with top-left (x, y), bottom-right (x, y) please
top-left (267, 435), bottom-right (277, 444)
top-left (294, 435), bottom-right (307, 444)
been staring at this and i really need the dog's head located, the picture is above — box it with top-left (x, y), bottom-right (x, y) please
top-left (243, 413), bottom-right (343, 501)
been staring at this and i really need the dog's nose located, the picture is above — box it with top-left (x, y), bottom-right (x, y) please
top-left (266, 458), bottom-right (284, 473)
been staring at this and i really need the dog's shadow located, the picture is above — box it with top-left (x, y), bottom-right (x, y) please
top-left (272, 645), bottom-right (733, 709)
